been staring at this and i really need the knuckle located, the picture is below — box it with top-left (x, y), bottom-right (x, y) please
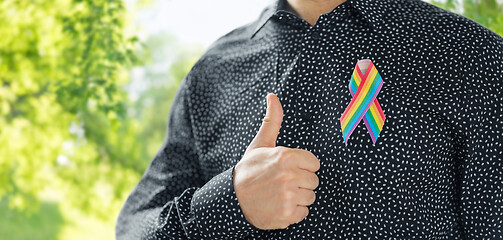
top-left (275, 146), bottom-right (288, 154)
top-left (313, 174), bottom-right (320, 188)
top-left (275, 145), bottom-right (287, 151)
top-left (275, 158), bottom-right (290, 172)
top-left (308, 152), bottom-right (321, 171)
top-left (281, 203), bottom-right (294, 219)
top-left (291, 207), bottom-right (309, 225)
top-left (276, 147), bottom-right (291, 162)
top-left (309, 191), bottom-right (316, 205)
top-left (262, 115), bottom-right (274, 124)
top-left (280, 188), bottom-right (294, 202)
top-left (263, 111), bottom-right (283, 124)
top-left (278, 171), bottom-right (294, 184)
top-left (278, 222), bottom-right (290, 229)
top-left (312, 158), bottom-right (320, 171)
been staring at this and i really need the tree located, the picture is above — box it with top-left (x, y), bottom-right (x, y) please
top-left (0, 0), bottom-right (204, 238)
top-left (0, 0), bottom-right (140, 217)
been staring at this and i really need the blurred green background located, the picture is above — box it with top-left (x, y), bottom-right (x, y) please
top-left (0, 0), bottom-right (501, 239)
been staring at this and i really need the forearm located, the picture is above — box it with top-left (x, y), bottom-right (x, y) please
top-left (116, 188), bottom-right (198, 240)
top-left (116, 166), bottom-right (259, 240)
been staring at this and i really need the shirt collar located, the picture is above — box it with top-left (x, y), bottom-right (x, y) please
top-left (250, 0), bottom-right (387, 39)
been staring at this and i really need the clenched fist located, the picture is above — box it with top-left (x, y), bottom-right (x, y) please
top-left (233, 93), bottom-right (320, 230)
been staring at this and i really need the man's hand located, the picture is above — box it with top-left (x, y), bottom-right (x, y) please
top-left (233, 93), bottom-right (320, 230)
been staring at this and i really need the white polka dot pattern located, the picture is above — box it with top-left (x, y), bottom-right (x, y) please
top-left (116, 0), bottom-right (503, 239)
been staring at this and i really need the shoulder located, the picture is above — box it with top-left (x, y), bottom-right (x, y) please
top-left (185, 13), bottom-right (267, 77)
top-left (203, 22), bottom-right (257, 58)
top-left (390, 0), bottom-right (501, 41)
top-left (382, 0), bottom-right (502, 58)
top-left (426, 1), bottom-right (503, 48)
top-left (194, 5), bottom-right (272, 62)
top-left (420, 2), bottom-right (503, 75)
top-left (185, 6), bottom-right (275, 84)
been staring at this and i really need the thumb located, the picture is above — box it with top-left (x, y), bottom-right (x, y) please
top-left (248, 93), bottom-right (284, 150)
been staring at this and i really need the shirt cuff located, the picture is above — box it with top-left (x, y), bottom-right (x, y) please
top-left (190, 165), bottom-right (263, 238)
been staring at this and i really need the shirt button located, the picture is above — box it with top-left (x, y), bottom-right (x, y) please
top-left (311, 31), bottom-right (321, 40)
top-left (302, 111), bottom-right (314, 120)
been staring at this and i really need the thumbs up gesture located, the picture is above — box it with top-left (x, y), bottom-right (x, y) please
top-left (233, 93), bottom-right (321, 230)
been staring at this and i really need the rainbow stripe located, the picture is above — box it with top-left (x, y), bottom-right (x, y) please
top-left (340, 59), bottom-right (386, 144)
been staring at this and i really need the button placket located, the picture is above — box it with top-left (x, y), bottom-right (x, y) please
top-left (311, 31), bottom-right (321, 40)
top-left (302, 109), bottom-right (316, 120)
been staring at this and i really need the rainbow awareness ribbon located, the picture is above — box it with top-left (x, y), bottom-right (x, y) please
top-left (340, 59), bottom-right (386, 145)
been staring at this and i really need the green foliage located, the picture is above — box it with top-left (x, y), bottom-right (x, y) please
top-left (0, 0), bottom-right (140, 215)
top-left (0, 0), bottom-right (203, 238)
top-left (430, 0), bottom-right (503, 35)
top-left (0, 199), bottom-right (64, 240)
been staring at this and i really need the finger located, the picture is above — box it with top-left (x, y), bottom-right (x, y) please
top-left (247, 93), bottom-right (284, 150)
top-left (290, 148), bottom-right (321, 172)
top-left (294, 169), bottom-right (319, 190)
top-left (295, 188), bottom-right (316, 206)
top-left (291, 205), bottom-right (309, 225)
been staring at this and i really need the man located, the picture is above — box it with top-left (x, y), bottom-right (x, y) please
top-left (116, 0), bottom-right (503, 239)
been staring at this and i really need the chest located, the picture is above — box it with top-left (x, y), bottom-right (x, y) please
top-left (191, 34), bottom-right (462, 184)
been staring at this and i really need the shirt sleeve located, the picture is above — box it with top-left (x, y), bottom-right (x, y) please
top-left (457, 32), bottom-right (503, 239)
top-left (115, 74), bottom-right (259, 239)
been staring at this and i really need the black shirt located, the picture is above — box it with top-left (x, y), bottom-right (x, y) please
top-left (116, 0), bottom-right (503, 239)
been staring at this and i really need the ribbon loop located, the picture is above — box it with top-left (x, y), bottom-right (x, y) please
top-left (340, 59), bottom-right (386, 144)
